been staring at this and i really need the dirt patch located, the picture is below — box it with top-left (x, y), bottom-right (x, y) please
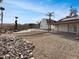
top-left (7, 29), bottom-right (79, 59)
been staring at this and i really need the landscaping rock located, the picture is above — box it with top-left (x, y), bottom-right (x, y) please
top-left (0, 36), bottom-right (35, 59)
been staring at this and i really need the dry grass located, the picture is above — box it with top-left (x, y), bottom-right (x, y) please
top-left (5, 29), bottom-right (79, 59)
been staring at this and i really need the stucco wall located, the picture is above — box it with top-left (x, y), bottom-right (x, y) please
top-left (56, 23), bottom-right (79, 33)
top-left (58, 24), bottom-right (68, 32)
top-left (69, 24), bottom-right (74, 33)
top-left (40, 20), bottom-right (48, 30)
top-left (69, 24), bottom-right (76, 33)
top-left (77, 23), bottom-right (79, 33)
top-left (51, 25), bottom-right (57, 30)
top-left (40, 19), bottom-right (79, 33)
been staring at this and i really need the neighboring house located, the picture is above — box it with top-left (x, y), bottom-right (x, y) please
top-left (55, 7), bottom-right (79, 33)
top-left (55, 17), bottom-right (79, 33)
top-left (40, 7), bottom-right (79, 33)
top-left (40, 18), bottom-right (56, 30)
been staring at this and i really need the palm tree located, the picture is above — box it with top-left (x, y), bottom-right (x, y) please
top-left (46, 12), bottom-right (54, 32)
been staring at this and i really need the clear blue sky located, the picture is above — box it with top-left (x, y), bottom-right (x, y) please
top-left (1, 0), bottom-right (79, 24)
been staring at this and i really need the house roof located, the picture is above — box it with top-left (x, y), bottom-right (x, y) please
top-left (59, 7), bottom-right (79, 22)
top-left (57, 9), bottom-right (79, 24)
top-left (59, 16), bottom-right (79, 21)
top-left (55, 17), bottom-right (79, 24)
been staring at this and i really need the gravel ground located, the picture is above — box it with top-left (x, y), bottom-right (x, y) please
top-left (4, 29), bottom-right (79, 59)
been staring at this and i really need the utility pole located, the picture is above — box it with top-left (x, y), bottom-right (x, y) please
top-left (0, 0), bottom-right (5, 29)
top-left (46, 12), bottom-right (54, 32)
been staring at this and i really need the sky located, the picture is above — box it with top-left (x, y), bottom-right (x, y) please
top-left (0, 0), bottom-right (79, 24)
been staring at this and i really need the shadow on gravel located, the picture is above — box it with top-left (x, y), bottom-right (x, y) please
top-left (18, 31), bottom-right (50, 37)
top-left (50, 31), bottom-right (79, 42)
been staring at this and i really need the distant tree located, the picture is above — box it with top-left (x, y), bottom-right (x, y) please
top-left (0, 0), bottom-right (3, 3)
top-left (70, 6), bottom-right (78, 17)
